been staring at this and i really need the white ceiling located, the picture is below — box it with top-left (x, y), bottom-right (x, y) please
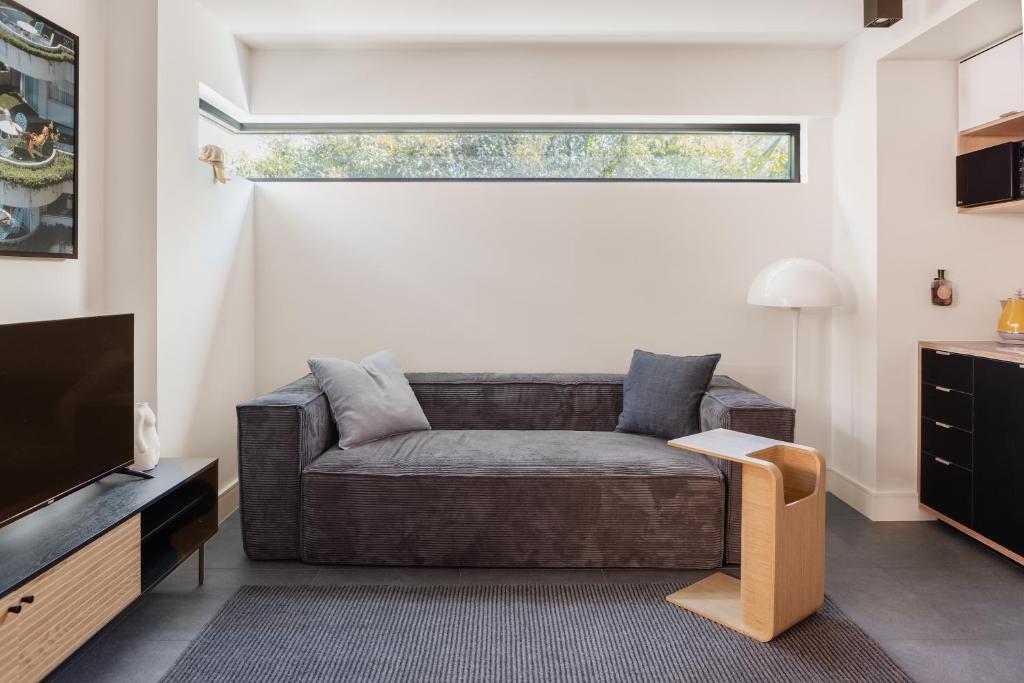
top-left (198, 0), bottom-right (866, 49)
top-left (885, 0), bottom-right (1020, 60)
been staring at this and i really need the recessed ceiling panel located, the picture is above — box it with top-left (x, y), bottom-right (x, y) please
top-left (197, 0), bottom-right (864, 48)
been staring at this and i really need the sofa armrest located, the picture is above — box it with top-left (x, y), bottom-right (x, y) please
top-left (237, 374), bottom-right (336, 560)
top-left (700, 376), bottom-right (795, 565)
top-left (700, 376), bottom-right (794, 440)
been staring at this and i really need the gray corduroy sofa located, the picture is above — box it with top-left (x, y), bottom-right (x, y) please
top-left (237, 373), bottom-right (793, 568)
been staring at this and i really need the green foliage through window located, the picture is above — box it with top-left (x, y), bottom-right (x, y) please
top-left (228, 128), bottom-right (799, 182)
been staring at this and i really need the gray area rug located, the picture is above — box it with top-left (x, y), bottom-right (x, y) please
top-left (161, 583), bottom-right (911, 682)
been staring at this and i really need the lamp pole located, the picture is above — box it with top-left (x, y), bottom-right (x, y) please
top-left (746, 257), bottom-right (841, 416)
top-left (790, 307), bottom-right (800, 409)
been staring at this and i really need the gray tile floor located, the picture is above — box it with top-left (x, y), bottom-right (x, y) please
top-left (47, 495), bottom-right (1024, 682)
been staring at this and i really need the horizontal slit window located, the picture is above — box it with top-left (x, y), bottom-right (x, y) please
top-left (201, 104), bottom-right (800, 183)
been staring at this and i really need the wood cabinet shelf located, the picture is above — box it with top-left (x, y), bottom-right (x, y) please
top-left (960, 111), bottom-right (1024, 138)
top-left (958, 198), bottom-right (1024, 214)
top-left (957, 113), bottom-right (1024, 155)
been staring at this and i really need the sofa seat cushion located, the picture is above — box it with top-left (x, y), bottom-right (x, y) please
top-left (304, 429), bottom-right (722, 479)
top-left (300, 430), bottom-right (725, 568)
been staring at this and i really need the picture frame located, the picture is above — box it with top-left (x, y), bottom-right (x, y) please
top-left (0, 0), bottom-right (77, 259)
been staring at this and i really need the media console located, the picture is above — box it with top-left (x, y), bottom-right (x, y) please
top-left (0, 458), bottom-right (217, 683)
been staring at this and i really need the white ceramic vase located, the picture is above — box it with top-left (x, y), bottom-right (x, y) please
top-left (134, 402), bottom-right (160, 471)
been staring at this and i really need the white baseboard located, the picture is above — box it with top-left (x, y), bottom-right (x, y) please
top-left (827, 468), bottom-right (935, 521)
top-left (218, 479), bottom-right (239, 523)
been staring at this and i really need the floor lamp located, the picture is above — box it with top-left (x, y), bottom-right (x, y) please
top-left (747, 257), bottom-right (842, 409)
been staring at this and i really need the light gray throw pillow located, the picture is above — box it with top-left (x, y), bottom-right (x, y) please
top-left (615, 349), bottom-right (721, 440)
top-left (308, 350), bottom-right (430, 449)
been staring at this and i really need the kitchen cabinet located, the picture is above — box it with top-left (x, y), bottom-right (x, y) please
top-left (959, 33), bottom-right (1023, 132)
top-left (919, 343), bottom-right (1024, 564)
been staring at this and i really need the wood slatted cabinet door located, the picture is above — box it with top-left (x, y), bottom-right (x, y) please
top-left (0, 591), bottom-right (21, 670)
top-left (0, 516), bottom-right (141, 683)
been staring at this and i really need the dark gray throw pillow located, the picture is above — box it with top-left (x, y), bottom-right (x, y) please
top-left (615, 349), bottom-right (721, 440)
top-left (308, 350), bottom-right (430, 449)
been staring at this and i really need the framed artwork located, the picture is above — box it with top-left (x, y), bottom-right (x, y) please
top-left (0, 1), bottom-right (77, 258)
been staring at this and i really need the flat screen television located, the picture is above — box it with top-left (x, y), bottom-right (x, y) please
top-left (0, 314), bottom-right (134, 527)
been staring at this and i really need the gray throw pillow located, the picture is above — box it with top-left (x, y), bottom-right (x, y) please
top-left (308, 350), bottom-right (430, 449)
top-left (615, 349), bottom-right (721, 440)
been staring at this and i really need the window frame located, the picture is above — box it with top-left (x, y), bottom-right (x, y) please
top-left (200, 101), bottom-right (801, 184)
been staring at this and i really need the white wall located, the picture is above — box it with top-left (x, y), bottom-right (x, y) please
top-left (157, 0), bottom-right (255, 491)
top-left (0, 0), bottom-right (105, 324)
top-left (23, 0), bottom-right (255, 495)
top-left (181, 0), bottom-right (1024, 517)
top-left (876, 59), bottom-right (1024, 501)
top-left (17, 0), bottom-right (1013, 515)
top-left (104, 0), bottom-right (157, 406)
top-left (249, 46), bottom-right (838, 451)
top-left (0, 1), bottom-right (250, 496)
top-left (249, 44), bottom-right (837, 117)
top-left (829, 0), bottom-right (1014, 518)
top-left (830, 30), bottom-right (886, 509)
top-left (254, 148), bottom-right (834, 452)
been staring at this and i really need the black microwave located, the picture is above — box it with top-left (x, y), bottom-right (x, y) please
top-left (956, 141), bottom-right (1024, 208)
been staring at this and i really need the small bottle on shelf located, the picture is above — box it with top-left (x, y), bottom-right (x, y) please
top-left (931, 269), bottom-right (953, 306)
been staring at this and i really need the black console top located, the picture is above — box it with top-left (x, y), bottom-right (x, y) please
top-left (0, 458), bottom-right (215, 597)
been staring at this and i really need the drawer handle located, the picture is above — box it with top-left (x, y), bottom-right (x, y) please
top-left (19, 595), bottom-right (33, 604)
top-left (7, 605), bottom-right (21, 614)
top-left (934, 457), bottom-right (953, 466)
top-left (935, 421), bottom-right (952, 429)
top-left (935, 351), bottom-right (952, 356)
top-left (935, 386), bottom-right (952, 393)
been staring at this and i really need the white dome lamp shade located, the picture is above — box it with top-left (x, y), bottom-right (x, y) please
top-left (747, 258), bottom-right (842, 410)
top-left (747, 257), bottom-right (842, 308)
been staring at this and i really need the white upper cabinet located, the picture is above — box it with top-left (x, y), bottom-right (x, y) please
top-left (959, 34), bottom-right (1024, 132)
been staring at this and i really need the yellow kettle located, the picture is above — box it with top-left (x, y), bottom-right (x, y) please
top-left (998, 290), bottom-right (1024, 344)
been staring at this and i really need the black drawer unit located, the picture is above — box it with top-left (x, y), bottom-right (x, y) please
top-left (920, 454), bottom-right (972, 527)
top-left (920, 384), bottom-right (973, 432)
top-left (921, 348), bottom-right (973, 393)
top-left (921, 418), bottom-right (972, 470)
top-left (919, 344), bottom-right (1024, 563)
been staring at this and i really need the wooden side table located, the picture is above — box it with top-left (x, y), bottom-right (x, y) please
top-left (665, 428), bottom-right (826, 642)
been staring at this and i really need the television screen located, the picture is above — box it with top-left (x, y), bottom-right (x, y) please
top-left (0, 314), bottom-right (133, 527)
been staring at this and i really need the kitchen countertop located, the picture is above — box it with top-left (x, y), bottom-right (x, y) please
top-left (920, 340), bottom-right (1024, 364)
